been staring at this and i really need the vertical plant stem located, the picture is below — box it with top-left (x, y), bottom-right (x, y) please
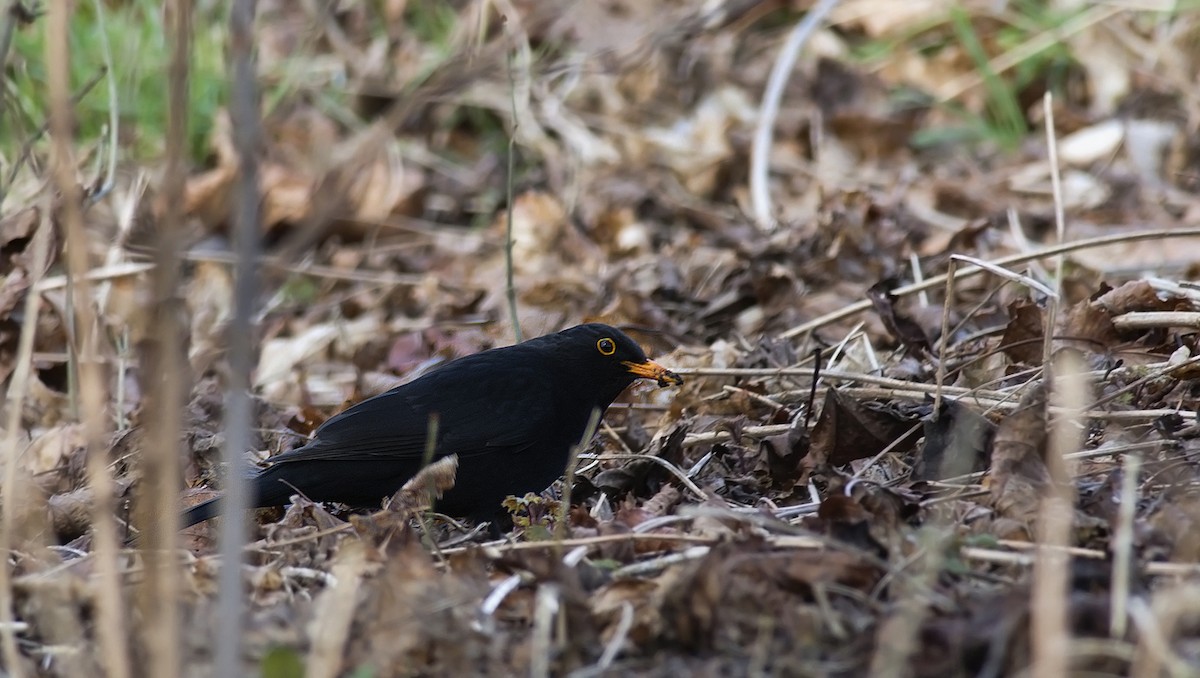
top-left (0, 215), bottom-right (52, 678)
top-left (749, 0), bottom-right (842, 230)
top-left (555, 408), bottom-right (600, 547)
top-left (218, 1), bottom-right (263, 675)
top-left (45, 3), bottom-right (131, 676)
top-left (1033, 94), bottom-right (1075, 678)
top-left (88, 0), bottom-right (119, 198)
top-left (504, 48), bottom-right (522, 343)
top-left (137, 1), bottom-right (191, 676)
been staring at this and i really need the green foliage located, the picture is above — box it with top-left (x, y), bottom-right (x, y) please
top-left (4, 0), bottom-right (224, 161)
top-left (406, 1), bottom-right (460, 49)
top-left (259, 646), bottom-right (305, 678)
top-left (948, 6), bottom-right (1027, 150)
top-left (963, 533), bottom-right (1001, 549)
top-left (851, 1), bottom-right (1088, 151)
top-left (276, 274), bottom-right (321, 308)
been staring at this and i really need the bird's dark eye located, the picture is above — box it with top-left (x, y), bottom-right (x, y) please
top-left (596, 338), bottom-right (616, 355)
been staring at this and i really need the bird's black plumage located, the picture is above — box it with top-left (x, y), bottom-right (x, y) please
top-left (180, 323), bottom-right (682, 528)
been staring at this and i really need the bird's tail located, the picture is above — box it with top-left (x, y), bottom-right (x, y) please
top-left (180, 496), bottom-right (222, 528)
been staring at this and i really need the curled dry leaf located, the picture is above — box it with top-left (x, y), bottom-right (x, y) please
top-left (914, 400), bottom-right (994, 481)
top-left (986, 383), bottom-right (1052, 530)
top-left (806, 389), bottom-right (921, 476)
top-left (999, 297), bottom-right (1044, 366)
top-left (390, 453), bottom-right (459, 513)
top-left (186, 258), bottom-right (235, 374)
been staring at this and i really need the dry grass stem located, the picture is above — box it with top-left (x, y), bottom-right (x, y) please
top-left (781, 227), bottom-right (1200, 338)
top-left (750, 0), bottom-right (843, 230)
top-left (47, 3), bottom-right (131, 675)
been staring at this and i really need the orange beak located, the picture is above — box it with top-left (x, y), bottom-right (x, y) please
top-left (623, 359), bottom-right (684, 387)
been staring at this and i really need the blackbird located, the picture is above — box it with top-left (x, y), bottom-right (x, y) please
top-left (180, 323), bottom-right (682, 528)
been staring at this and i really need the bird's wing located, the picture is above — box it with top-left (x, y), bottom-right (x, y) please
top-left (266, 359), bottom-right (555, 465)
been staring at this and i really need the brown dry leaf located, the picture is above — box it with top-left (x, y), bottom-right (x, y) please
top-left (260, 161), bottom-right (314, 228)
top-left (1093, 279), bottom-right (1181, 315)
top-left (306, 539), bottom-right (374, 678)
top-left (591, 578), bottom-right (661, 650)
top-left (0, 268), bottom-right (30, 320)
top-left (1009, 163), bottom-right (1110, 210)
top-left (655, 547), bottom-right (724, 650)
top-left (504, 190), bottom-right (575, 276)
top-left (690, 494), bottom-right (737, 540)
top-left (642, 87), bottom-right (756, 196)
top-left (1058, 119), bottom-right (1125, 165)
top-left (350, 540), bottom-right (486, 676)
top-left (345, 143), bottom-right (424, 222)
top-left (759, 411), bottom-right (810, 491)
top-left (545, 0), bottom-right (680, 58)
top-left (866, 279), bottom-right (933, 356)
top-left (390, 453), bottom-right (459, 512)
top-left (256, 314), bottom-right (385, 403)
top-left (24, 424), bottom-right (85, 484)
top-left (913, 400), bottom-right (994, 481)
top-left (986, 384), bottom-right (1052, 528)
top-left (186, 259), bottom-right (234, 374)
top-left (46, 488), bottom-right (94, 542)
top-left (0, 206), bottom-right (37, 250)
top-left (815, 486), bottom-right (888, 557)
top-left (1060, 280), bottom-right (1184, 350)
top-left (101, 272), bottom-right (154, 345)
top-left (999, 297), bottom-right (1044, 365)
top-left (639, 484), bottom-right (681, 519)
top-left (1143, 495), bottom-right (1200, 563)
top-left (807, 389), bottom-right (921, 473)
top-left (1065, 224), bottom-right (1200, 273)
top-left (1060, 283), bottom-right (1121, 348)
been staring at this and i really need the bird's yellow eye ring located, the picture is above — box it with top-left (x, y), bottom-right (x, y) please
top-left (597, 337), bottom-right (616, 355)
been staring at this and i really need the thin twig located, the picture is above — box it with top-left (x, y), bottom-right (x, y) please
top-left (950, 254), bottom-right (1058, 299)
top-left (933, 258), bottom-right (957, 418)
top-left (46, 2), bottom-right (131, 674)
top-left (0, 206), bottom-right (53, 678)
top-left (89, 0), bottom-right (119, 199)
top-left (780, 227), bottom-right (1200, 339)
top-left (137, 2), bottom-right (190, 676)
top-left (557, 409), bottom-right (601, 545)
top-left (749, 0), bottom-right (842, 230)
top-left (0, 69), bottom-right (107, 209)
top-left (1032, 95), bottom-right (1078, 678)
top-left (503, 35), bottom-right (522, 342)
top-left (217, 1), bottom-right (262, 675)
top-left (1110, 451), bottom-right (1141, 638)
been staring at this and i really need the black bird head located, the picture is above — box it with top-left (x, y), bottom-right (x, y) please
top-left (548, 323), bottom-right (683, 399)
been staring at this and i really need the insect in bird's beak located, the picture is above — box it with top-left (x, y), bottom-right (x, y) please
top-left (623, 359), bottom-right (684, 387)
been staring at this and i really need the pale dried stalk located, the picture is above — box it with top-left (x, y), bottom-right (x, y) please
top-left (0, 210), bottom-right (53, 678)
top-left (780, 227), bottom-right (1200, 339)
top-left (749, 0), bottom-right (842, 230)
top-left (933, 257), bottom-right (957, 417)
top-left (306, 541), bottom-right (370, 678)
top-left (136, 1), bottom-right (190, 676)
top-left (1110, 451), bottom-right (1141, 638)
top-left (867, 525), bottom-right (952, 677)
top-left (1031, 94), bottom-right (1076, 678)
top-left (46, 3), bottom-right (131, 676)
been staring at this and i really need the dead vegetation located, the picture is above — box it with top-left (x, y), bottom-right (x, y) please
top-left (3, 0), bottom-right (1200, 675)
